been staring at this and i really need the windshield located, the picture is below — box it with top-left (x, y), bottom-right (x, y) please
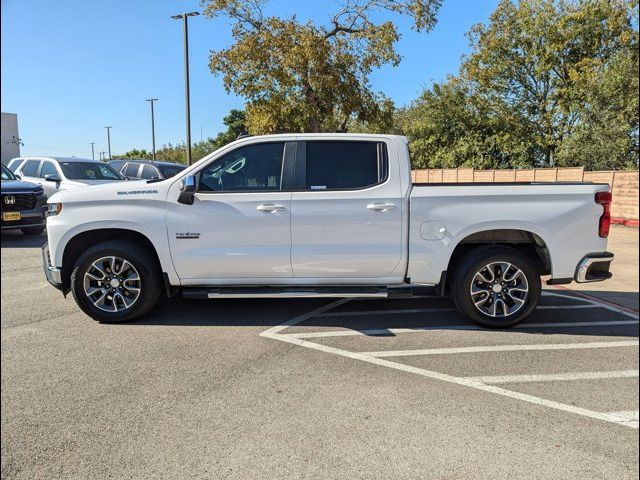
top-left (59, 162), bottom-right (124, 180)
top-left (158, 164), bottom-right (186, 178)
top-left (1, 163), bottom-right (17, 181)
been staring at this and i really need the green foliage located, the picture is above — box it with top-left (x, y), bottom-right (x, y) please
top-left (403, 0), bottom-right (639, 170)
top-left (114, 109), bottom-right (247, 165)
top-left (202, 0), bottom-right (442, 134)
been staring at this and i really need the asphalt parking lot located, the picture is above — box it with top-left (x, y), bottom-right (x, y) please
top-left (1, 226), bottom-right (638, 479)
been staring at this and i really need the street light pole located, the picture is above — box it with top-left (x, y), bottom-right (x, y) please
top-left (171, 11), bottom-right (199, 165)
top-left (146, 98), bottom-right (159, 161)
top-left (104, 126), bottom-right (112, 160)
top-left (90, 142), bottom-right (95, 160)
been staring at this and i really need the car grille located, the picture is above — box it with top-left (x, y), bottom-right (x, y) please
top-left (1, 193), bottom-right (38, 211)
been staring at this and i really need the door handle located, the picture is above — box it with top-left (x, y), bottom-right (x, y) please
top-left (366, 203), bottom-right (396, 212)
top-left (256, 204), bottom-right (286, 213)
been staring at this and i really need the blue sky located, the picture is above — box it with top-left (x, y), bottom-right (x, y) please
top-left (1, 0), bottom-right (498, 158)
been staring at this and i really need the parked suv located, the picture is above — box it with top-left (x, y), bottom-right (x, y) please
top-left (1, 163), bottom-right (48, 235)
top-left (12, 157), bottom-right (125, 198)
top-left (109, 159), bottom-right (186, 181)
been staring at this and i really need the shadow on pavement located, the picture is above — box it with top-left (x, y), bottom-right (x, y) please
top-left (127, 293), bottom-right (638, 339)
top-left (1, 230), bottom-right (47, 248)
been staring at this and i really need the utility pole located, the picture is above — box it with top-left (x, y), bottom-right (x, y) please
top-left (90, 142), bottom-right (95, 160)
top-left (146, 98), bottom-right (159, 161)
top-left (171, 11), bottom-right (199, 165)
top-left (104, 126), bottom-right (112, 160)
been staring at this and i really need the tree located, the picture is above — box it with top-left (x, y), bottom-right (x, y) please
top-left (462, 0), bottom-right (638, 168)
top-left (202, 0), bottom-right (442, 134)
top-left (398, 78), bottom-right (538, 169)
top-left (113, 109), bottom-right (247, 165)
top-left (111, 148), bottom-right (152, 160)
top-left (402, 0), bottom-right (638, 170)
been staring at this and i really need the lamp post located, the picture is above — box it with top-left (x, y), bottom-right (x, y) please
top-left (90, 142), bottom-right (95, 160)
top-left (146, 98), bottom-right (159, 161)
top-left (104, 126), bottom-right (112, 160)
top-left (171, 11), bottom-right (199, 165)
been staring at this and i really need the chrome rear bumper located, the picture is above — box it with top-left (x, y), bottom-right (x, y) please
top-left (575, 252), bottom-right (614, 283)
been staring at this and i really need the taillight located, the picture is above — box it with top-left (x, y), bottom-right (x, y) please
top-left (595, 191), bottom-right (612, 238)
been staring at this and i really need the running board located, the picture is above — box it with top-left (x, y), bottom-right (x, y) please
top-left (182, 285), bottom-right (437, 300)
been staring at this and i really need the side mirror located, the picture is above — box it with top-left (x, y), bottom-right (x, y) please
top-left (44, 174), bottom-right (61, 183)
top-left (178, 175), bottom-right (196, 205)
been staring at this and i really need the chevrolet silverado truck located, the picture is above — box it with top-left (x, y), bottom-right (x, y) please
top-left (42, 134), bottom-right (614, 327)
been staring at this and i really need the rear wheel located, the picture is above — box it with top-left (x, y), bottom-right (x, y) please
top-left (70, 240), bottom-right (162, 323)
top-left (451, 246), bottom-right (541, 328)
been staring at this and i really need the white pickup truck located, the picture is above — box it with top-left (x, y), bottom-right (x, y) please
top-left (42, 134), bottom-right (614, 327)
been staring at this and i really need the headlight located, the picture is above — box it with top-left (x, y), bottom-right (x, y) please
top-left (47, 203), bottom-right (63, 216)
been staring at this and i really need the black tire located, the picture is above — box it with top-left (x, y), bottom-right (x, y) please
top-left (21, 225), bottom-right (45, 235)
top-left (70, 240), bottom-right (162, 323)
top-left (451, 246), bottom-right (541, 328)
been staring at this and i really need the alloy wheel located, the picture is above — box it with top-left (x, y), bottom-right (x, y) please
top-left (83, 256), bottom-right (141, 312)
top-left (469, 261), bottom-right (529, 318)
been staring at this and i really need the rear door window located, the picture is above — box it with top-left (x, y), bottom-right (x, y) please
top-left (304, 141), bottom-right (387, 190)
top-left (39, 161), bottom-right (58, 178)
top-left (140, 164), bottom-right (160, 179)
top-left (7, 159), bottom-right (24, 172)
top-left (21, 160), bottom-right (41, 177)
top-left (124, 163), bottom-right (141, 178)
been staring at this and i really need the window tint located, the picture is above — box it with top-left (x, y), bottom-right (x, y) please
top-left (305, 142), bottom-right (386, 190)
top-left (58, 162), bottom-right (123, 180)
top-left (140, 164), bottom-right (160, 179)
top-left (40, 162), bottom-right (58, 178)
top-left (124, 163), bottom-right (140, 178)
top-left (7, 159), bottom-right (23, 172)
top-left (21, 160), bottom-right (40, 177)
top-left (2, 164), bottom-right (16, 181)
top-left (109, 160), bottom-right (125, 171)
top-left (199, 142), bottom-right (285, 192)
top-left (158, 164), bottom-right (186, 178)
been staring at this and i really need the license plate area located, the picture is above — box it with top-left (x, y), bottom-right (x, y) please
top-left (2, 212), bottom-right (21, 221)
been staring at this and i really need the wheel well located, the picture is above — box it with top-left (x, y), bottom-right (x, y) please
top-left (61, 229), bottom-right (162, 292)
top-left (441, 229), bottom-right (551, 293)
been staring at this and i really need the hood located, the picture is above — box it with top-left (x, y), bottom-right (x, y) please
top-left (63, 179), bottom-right (127, 187)
top-left (49, 179), bottom-right (167, 203)
top-left (1, 179), bottom-right (44, 193)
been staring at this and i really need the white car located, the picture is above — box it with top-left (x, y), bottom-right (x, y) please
top-left (12, 156), bottom-right (125, 198)
top-left (42, 134), bottom-right (614, 327)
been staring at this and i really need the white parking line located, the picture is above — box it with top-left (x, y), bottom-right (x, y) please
top-left (316, 304), bottom-right (598, 317)
top-left (283, 320), bottom-right (639, 340)
top-left (543, 291), bottom-right (640, 320)
top-left (361, 340), bottom-right (639, 358)
top-left (607, 410), bottom-right (639, 421)
top-left (465, 370), bottom-right (639, 384)
top-left (260, 291), bottom-right (640, 429)
top-left (606, 411), bottom-right (639, 428)
top-left (262, 329), bottom-right (639, 429)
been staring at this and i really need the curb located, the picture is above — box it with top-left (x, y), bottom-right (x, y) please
top-left (612, 218), bottom-right (639, 228)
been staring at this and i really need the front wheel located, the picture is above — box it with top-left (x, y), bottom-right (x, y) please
top-left (70, 240), bottom-right (162, 323)
top-left (451, 246), bottom-right (541, 328)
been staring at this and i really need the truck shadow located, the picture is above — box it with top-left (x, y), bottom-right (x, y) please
top-left (0, 230), bottom-right (47, 248)
top-left (132, 293), bottom-right (639, 339)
